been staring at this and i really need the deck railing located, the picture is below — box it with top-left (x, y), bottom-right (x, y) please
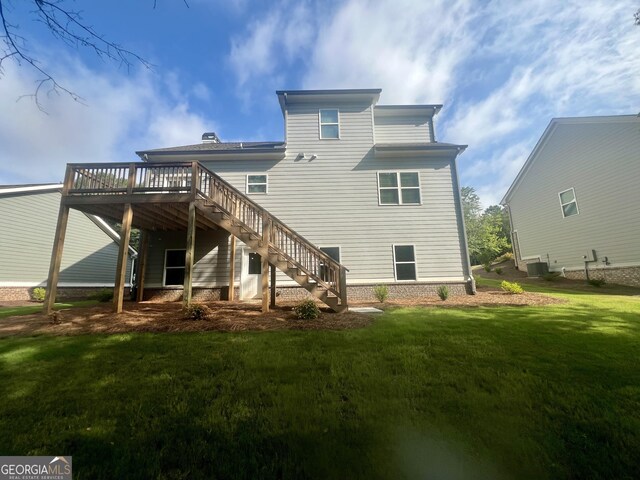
top-left (66, 161), bottom-right (347, 299)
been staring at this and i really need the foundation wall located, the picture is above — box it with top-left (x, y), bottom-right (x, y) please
top-left (562, 266), bottom-right (640, 288)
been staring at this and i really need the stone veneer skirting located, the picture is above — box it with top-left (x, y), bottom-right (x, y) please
top-left (0, 286), bottom-right (127, 302)
top-left (143, 282), bottom-right (472, 303)
top-left (562, 266), bottom-right (640, 288)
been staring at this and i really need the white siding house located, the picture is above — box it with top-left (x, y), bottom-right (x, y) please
top-left (132, 89), bottom-right (474, 302)
top-left (501, 115), bottom-right (640, 287)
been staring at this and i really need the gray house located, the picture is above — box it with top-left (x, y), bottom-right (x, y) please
top-left (0, 184), bottom-right (134, 301)
top-left (501, 115), bottom-right (640, 287)
top-left (45, 88), bottom-right (474, 313)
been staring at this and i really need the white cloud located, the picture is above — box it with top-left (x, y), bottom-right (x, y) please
top-left (0, 56), bottom-right (216, 184)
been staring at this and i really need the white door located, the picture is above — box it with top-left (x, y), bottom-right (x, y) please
top-left (241, 249), bottom-right (262, 299)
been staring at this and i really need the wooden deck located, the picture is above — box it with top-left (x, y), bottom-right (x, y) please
top-left (44, 161), bottom-right (349, 314)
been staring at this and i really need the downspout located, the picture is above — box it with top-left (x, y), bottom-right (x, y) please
top-left (452, 152), bottom-right (476, 294)
top-left (583, 249), bottom-right (598, 281)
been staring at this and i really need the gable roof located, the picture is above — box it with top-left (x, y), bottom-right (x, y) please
top-left (500, 114), bottom-right (639, 205)
top-left (136, 141), bottom-right (286, 158)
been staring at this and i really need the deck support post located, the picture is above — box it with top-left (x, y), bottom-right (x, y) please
top-left (113, 203), bottom-right (133, 313)
top-left (270, 264), bottom-right (276, 308)
top-left (135, 230), bottom-right (148, 302)
top-left (183, 201), bottom-right (197, 307)
top-left (43, 203), bottom-right (70, 314)
top-left (44, 165), bottom-right (74, 314)
top-left (228, 235), bottom-right (236, 301)
top-left (339, 267), bottom-right (348, 311)
top-left (261, 215), bottom-right (272, 313)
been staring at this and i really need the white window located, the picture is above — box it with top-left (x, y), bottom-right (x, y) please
top-left (246, 174), bottom-right (268, 194)
top-left (559, 188), bottom-right (579, 218)
top-left (393, 245), bottom-right (417, 281)
top-left (164, 249), bottom-right (186, 286)
top-left (319, 109), bottom-right (340, 139)
top-left (378, 172), bottom-right (421, 205)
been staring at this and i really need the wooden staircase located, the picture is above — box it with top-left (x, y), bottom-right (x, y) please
top-left (193, 164), bottom-right (348, 312)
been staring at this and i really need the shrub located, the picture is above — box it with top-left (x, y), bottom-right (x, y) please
top-left (495, 252), bottom-right (514, 263)
top-left (32, 287), bottom-right (46, 302)
top-left (588, 278), bottom-right (606, 287)
top-left (437, 285), bottom-right (449, 301)
top-left (373, 284), bottom-right (389, 303)
top-left (495, 267), bottom-right (503, 275)
top-left (293, 299), bottom-right (320, 320)
top-left (183, 304), bottom-right (210, 320)
top-left (501, 280), bottom-right (524, 294)
top-left (543, 272), bottom-right (561, 282)
top-left (483, 263), bottom-right (492, 272)
top-left (90, 288), bottom-right (114, 302)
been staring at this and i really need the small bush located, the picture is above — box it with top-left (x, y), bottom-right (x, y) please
top-left (543, 272), bottom-right (561, 282)
top-left (588, 278), bottom-right (606, 287)
top-left (293, 299), bottom-right (320, 320)
top-left (501, 280), bottom-right (524, 294)
top-left (32, 287), bottom-right (46, 302)
top-left (495, 252), bottom-right (514, 263)
top-left (495, 267), bottom-right (503, 275)
top-left (183, 304), bottom-right (210, 321)
top-left (437, 285), bottom-right (449, 301)
top-left (90, 288), bottom-right (114, 302)
top-left (483, 263), bottom-right (492, 272)
top-left (373, 284), bottom-right (389, 303)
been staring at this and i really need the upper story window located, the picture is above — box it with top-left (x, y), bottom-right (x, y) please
top-left (246, 174), bottom-right (268, 194)
top-left (559, 187), bottom-right (579, 218)
top-left (319, 109), bottom-right (340, 139)
top-left (378, 172), bottom-right (421, 205)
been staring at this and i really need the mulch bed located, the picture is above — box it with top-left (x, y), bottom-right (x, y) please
top-left (0, 283), bottom-right (565, 337)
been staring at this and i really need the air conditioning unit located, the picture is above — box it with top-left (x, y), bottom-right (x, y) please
top-left (526, 262), bottom-right (549, 277)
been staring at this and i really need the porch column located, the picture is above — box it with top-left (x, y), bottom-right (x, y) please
top-left (270, 264), bottom-right (276, 308)
top-left (135, 230), bottom-right (149, 302)
top-left (228, 235), bottom-right (236, 301)
top-left (261, 256), bottom-right (269, 312)
top-left (183, 201), bottom-right (197, 307)
top-left (43, 203), bottom-right (70, 314)
top-left (113, 203), bottom-right (133, 313)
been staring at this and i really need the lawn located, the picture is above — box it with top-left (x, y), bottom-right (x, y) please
top-left (0, 300), bottom-right (98, 319)
top-left (0, 288), bottom-right (638, 479)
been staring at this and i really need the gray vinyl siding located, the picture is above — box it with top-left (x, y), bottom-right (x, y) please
top-left (374, 113), bottom-right (432, 143)
top-left (507, 116), bottom-right (640, 271)
top-left (181, 99), bottom-right (468, 284)
top-left (0, 190), bottom-right (132, 285)
top-left (144, 229), bottom-right (235, 287)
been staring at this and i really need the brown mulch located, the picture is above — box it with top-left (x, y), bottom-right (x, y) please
top-left (354, 285), bottom-right (566, 310)
top-left (0, 301), bottom-right (374, 338)
top-left (0, 281), bottom-right (565, 337)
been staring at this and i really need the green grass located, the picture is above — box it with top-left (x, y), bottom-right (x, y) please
top-left (0, 290), bottom-right (639, 479)
top-left (0, 300), bottom-right (98, 319)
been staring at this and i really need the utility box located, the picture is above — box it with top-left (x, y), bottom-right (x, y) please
top-left (526, 262), bottom-right (549, 277)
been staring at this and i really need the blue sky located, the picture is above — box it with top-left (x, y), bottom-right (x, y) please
top-left (1, 0), bottom-right (638, 206)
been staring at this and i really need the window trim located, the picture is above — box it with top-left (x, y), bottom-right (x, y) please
top-left (246, 174), bottom-right (268, 195)
top-left (392, 244), bottom-right (418, 282)
top-left (558, 187), bottom-right (579, 218)
top-left (319, 108), bottom-right (340, 140)
top-left (163, 248), bottom-right (187, 287)
top-left (377, 171), bottom-right (422, 206)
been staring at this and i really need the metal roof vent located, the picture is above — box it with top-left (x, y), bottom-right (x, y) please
top-left (202, 132), bottom-right (221, 143)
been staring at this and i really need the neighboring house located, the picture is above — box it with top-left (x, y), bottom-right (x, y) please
top-left (501, 115), bottom-right (640, 287)
top-left (47, 88), bottom-right (474, 313)
top-left (0, 184), bottom-right (135, 301)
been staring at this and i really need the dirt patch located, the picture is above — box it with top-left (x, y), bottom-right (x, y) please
top-left (0, 279), bottom-right (567, 338)
top-left (0, 301), bottom-right (374, 337)
top-left (354, 285), bottom-right (565, 309)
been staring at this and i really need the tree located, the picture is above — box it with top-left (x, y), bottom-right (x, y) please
top-left (635, 8), bottom-right (640, 25)
top-left (460, 186), bottom-right (511, 266)
top-left (0, 0), bottom-right (152, 109)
